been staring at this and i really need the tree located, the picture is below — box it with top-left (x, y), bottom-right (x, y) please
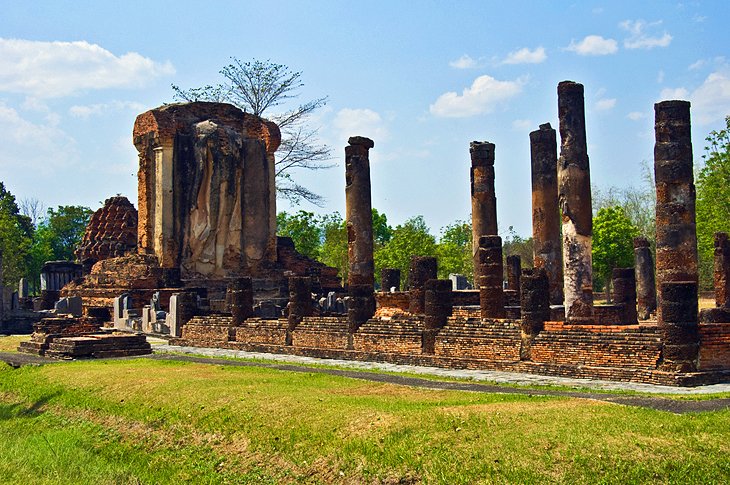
top-left (173, 59), bottom-right (332, 206)
top-left (696, 116), bottom-right (730, 289)
top-left (502, 226), bottom-right (534, 277)
top-left (592, 206), bottom-right (639, 300)
top-left (375, 216), bottom-right (437, 288)
top-left (0, 183), bottom-right (33, 287)
top-left (436, 220), bottom-right (472, 281)
top-left (276, 210), bottom-right (323, 260)
top-left (319, 212), bottom-right (348, 282)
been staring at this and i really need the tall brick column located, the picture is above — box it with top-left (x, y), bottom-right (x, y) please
top-left (470, 141), bottom-right (498, 281)
top-left (654, 100), bottom-right (698, 300)
top-left (530, 122), bottom-right (564, 305)
top-left (519, 268), bottom-right (550, 359)
top-left (381, 268), bottom-right (401, 292)
top-left (633, 237), bottom-right (657, 320)
top-left (477, 236), bottom-right (505, 319)
top-left (346, 136), bottom-right (375, 288)
top-left (408, 256), bottom-right (437, 314)
top-left (227, 277), bottom-right (254, 326)
top-left (286, 277), bottom-right (312, 345)
top-left (659, 281), bottom-right (699, 372)
top-left (557, 81), bottom-right (593, 323)
top-left (506, 255), bottom-right (521, 292)
top-left (422, 279), bottom-right (453, 354)
top-left (348, 284), bottom-right (375, 334)
top-left (714, 232), bottom-right (730, 308)
top-left (612, 268), bottom-right (638, 324)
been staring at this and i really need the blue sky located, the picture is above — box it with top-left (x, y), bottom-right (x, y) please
top-left (1, 0), bottom-right (728, 237)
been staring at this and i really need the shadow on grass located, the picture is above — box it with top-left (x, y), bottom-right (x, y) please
top-left (0, 392), bottom-right (60, 420)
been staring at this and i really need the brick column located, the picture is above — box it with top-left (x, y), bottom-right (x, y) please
top-left (659, 281), bottom-right (699, 372)
top-left (227, 277), bottom-right (254, 326)
top-left (612, 268), bottom-right (638, 324)
top-left (345, 136), bottom-right (375, 288)
top-left (654, 100), bottom-right (698, 307)
top-left (633, 237), bottom-right (657, 320)
top-left (408, 256), bottom-right (437, 314)
top-left (422, 279), bottom-right (453, 354)
top-left (557, 81), bottom-right (593, 323)
top-left (470, 141), bottom-right (498, 281)
top-left (348, 284), bottom-right (374, 334)
top-left (506, 255), bottom-right (521, 292)
top-left (520, 268), bottom-right (550, 359)
top-left (530, 122), bottom-right (564, 305)
top-left (477, 236), bottom-right (505, 319)
top-left (714, 232), bottom-right (730, 308)
top-left (381, 268), bottom-right (401, 292)
top-left (286, 277), bottom-right (312, 345)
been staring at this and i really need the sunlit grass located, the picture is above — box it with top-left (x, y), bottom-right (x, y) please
top-left (0, 358), bottom-right (728, 483)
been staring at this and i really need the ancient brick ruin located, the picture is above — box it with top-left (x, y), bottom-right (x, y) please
top-left (16, 86), bottom-right (730, 385)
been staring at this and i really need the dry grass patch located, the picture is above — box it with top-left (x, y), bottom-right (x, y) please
top-left (0, 335), bottom-right (26, 352)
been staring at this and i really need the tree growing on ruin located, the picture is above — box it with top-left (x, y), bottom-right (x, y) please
top-left (375, 216), bottom-right (437, 288)
top-left (172, 59), bottom-right (332, 206)
top-left (276, 210), bottom-right (324, 260)
top-left (592, 206), bottom-right (639, 300)
top-left (436, 220), bottom-right (472, 281)
top-left (696, 116), bottom-right (730, 289)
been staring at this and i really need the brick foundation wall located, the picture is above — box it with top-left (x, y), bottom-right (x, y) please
top-left (353, 317), bottom-right (423, 354)
top-left (698, 323), bottom-right (730, 371)
top-left (292, 317), bottom-right (350, 349)
top-left (435, 318), bottom-right (521, 362)
top-left (235, 318), bottom-right (288, 346)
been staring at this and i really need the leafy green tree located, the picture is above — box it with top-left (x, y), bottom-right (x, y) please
top-left (0, 183), bottom-right (33, 287)
top-left (436, 220), bottom-right (472, 281)
top-left (277, 210), bottom-right (322, 260)
top-left (173, 59), bottom-right (332, 205)
top-left (696, 116), bottom-right (730, 289)
top-left (319, 213), bottom-right (348, 283)
top-left (592, 206), bottom-right (639, 300)
top-left (375, 216), bottom-right (437, 288)
top-left (372, 208), bottom-right (393, 247)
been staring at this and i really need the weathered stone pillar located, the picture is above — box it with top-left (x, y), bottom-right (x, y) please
top-left (422, 279), bottom-right (453, 354)
top-left (345, 136), bottom-right (375, 288)
top-left (348, 284), bottom-right (375, 334)
top-left (470, 141), bottom-right (498, 281)
top-left (177, 291), bottom-right (198, 330)
top-left (381, 268), bottom-right (401, 292)
top-left (520, 268), bottom-right (550, 359)
top-left (654, 100), bottom-right (698, 300)
top-left (659, 281), bottom-right (699, 372)
top-left (612, 268), bottom-right (638, 324)
top-left (408, 256), bottom-right (437, 314)
top-left (506, 255), bottom-right (521, 292)
top-left (286, 277), bottom-right (312, 345)
top-left (633, 237), bottom-right (657, 320)
top-left (557, 81), bottom-right (593, 323)
top-left (714, 232), bottom-right (730, 308)
top-left (530, 123), bottom-right (564, 305)
top-left (477, 236), bottom-right (505, 319)
top-left (227, 277), bottom-right (254, 326)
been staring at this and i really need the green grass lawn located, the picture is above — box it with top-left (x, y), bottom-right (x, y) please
top-left (0, 357), bottom-right (728, 484)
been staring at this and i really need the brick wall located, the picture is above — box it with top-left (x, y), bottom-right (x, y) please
top-left (698, 323), bottom-right (730, 370)
top-left (235, 318), bottom-right (288, 345)
top-left (435, 318), bottom-right (521, 362)
top-left (353, 317), bottom-right (423, 354)
top-left (292, 317), bottom-right (350, 349)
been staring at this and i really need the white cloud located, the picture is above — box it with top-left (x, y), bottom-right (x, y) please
top-left (690, 68), bottom-right (730, 124)
top-left (693, 14), bottom-right (707, 23)
top-left (333, 108), bottom-right (389, 144)
top-left (657, 70), bottom-right (665, 83)
top-left (627, 111), bottom-right (646, 121)
top-left (0, 101), bottom-right (78, 173)
top-left (566, 35), bottom-right (618, 56)
top-left (512, 119), bottom-right (533, 130)
top-left (660, 87), bottom-right (690, 100)
top-left (449, 54), bottom-right (480, 69)
top-left (620, 20), bottom-right (672, 49)
top-left (689, 59), bottom-right (706, 71)
top-left (0, 38), bottom-right (175, 98)
top-left (69, 100), bottom-right (146, 118)
top-left (595, 98), bottom-right (616, 111)
top-left (429, 74), bottom-right (525, 118)
top-left (503, 46), bottom-right (546, 65)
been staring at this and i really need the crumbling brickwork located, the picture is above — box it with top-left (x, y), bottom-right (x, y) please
top-left (476, 236), bottom-right (505, 319)
top-left (408, 256), bottom-right (437, 314)
top-left (76, 196), bottom-right (138, 273)
top-left (714, 232), bottom-right (730, 308)
top-left (633, 237), bottom-right (657, 320)
top-left (470, 141), bottom-right (498, 281)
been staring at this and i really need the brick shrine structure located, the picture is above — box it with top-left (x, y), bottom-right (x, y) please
top-left (27, 87), bottom-right (727, 384)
